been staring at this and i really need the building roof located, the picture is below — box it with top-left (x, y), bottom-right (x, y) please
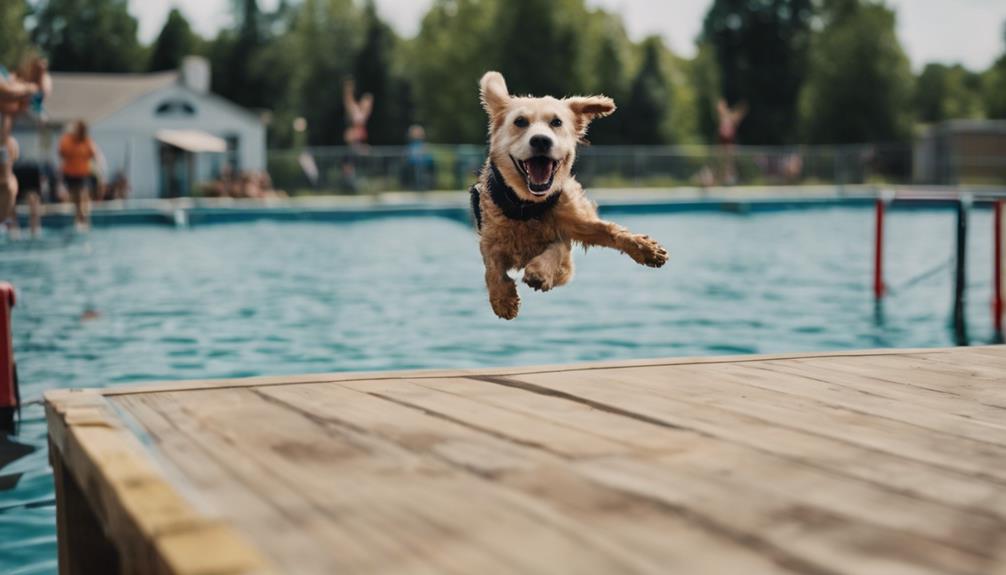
top-left (44, 71), bottom-right (179, 124)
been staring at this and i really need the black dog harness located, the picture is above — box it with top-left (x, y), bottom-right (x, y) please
top-left (470, 163), bottom-right (561, 230)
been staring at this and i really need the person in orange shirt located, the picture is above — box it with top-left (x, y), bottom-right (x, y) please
top-left (59, 120), bottom-right (101, 231)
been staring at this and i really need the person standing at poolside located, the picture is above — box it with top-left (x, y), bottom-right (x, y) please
top-left (717, 98), bottom-right (748, 185)
top-left (0, 65), bottom-right (42, 224)
top-left (59, 120), bottom-right (101, 231)
top-left (9, 53), bottom-right (53, 238)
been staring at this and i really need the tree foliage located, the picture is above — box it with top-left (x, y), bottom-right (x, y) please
top-left (290, 0), bottom-right (363, 146)
top-left (492, 0), bottom-right (586, 97)
top-left (915, 64), bottom-right (984, 123)
top-left (353, 0), bottom-right (411, 144)
top-left (0, 1), bottom-right (31, 67)
top-left (580, 14), bottom-right (632, 144)
top-left (16, 0), bottom-right (1002, 148)
top-left (32, 0), bottom-right (143, 72)
top-left (799, 0), bottom-right (914, 144)
top-left (210, 0), bottom-right (273, 109)
top-left (622, 37), bottom-right (671, 145)
top-left (983, 22), bottom-right (1006, 119)
top-left (702, 0), bottom-right (814, 145)
top-left (409, 0), bottom-right (499, 143)
top-left (149, 9), bottom-right (199, 72)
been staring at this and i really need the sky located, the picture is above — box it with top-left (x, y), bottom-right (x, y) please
top-left (129, 0), bottom-right (1006, 71)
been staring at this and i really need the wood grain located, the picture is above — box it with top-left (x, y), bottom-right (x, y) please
top-left (45, 346), bottom-right (1006, 575)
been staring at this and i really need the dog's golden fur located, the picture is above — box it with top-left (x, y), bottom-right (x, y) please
top-left (474, 71), bottom-right (667, 319)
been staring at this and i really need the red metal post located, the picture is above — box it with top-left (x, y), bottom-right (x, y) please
top-left (874, 197), bottom-right (886, 299)
top-left (0, 283), bottom-right (16, 422)
top-left (994, 201), bottom-right (1004, 337)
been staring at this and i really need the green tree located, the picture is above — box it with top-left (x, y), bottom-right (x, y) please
top-left (701, 0), bottom-right (814, 145)
top-left (622, 37), bottom-right (671, 145)
top-left (149, 9), bottom-right (198, 72)
top-left (32, 0), bottom-right (143, 72)
top-left (983, 22), bottom-right (1006, 119)
top-left (290, 0), bottom-right (363, 145)
top-left (353, 0), bottom-right (410, 144)
top-left (691, 42), bottom-right (722, 143)
top-left (211, 0), bottom-right (268, 108)
top-left (492, 0), bottom-right (585, 97)
top-left (583, 16), bottom-right (631, 144)
top-left (409, 0), bottom-right (498, 143)
top-left (0, 1), bottom-right (30, 67)
top-left (915, 63), bottom-right (984, 123)
top-left (799, 0), bottom-right (914, 143)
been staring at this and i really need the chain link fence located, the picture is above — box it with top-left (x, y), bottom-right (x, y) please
top-left (267, 142), bottom-right (1006, 195)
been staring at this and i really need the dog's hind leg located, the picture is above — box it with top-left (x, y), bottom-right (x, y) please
top-left (523, 241), bottom-right (574, 292)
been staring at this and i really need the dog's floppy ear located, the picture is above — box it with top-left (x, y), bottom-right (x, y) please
top-left (566, 96), bottom-right (616, 137)
top-left (480, 71), bottom-right (510, 120)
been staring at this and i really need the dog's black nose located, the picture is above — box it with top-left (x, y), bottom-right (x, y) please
top-left (529, 135), bottom-right (553, 152)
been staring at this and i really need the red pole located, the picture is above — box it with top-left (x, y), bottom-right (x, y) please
top-left (994, 201), bottom-right (1004, 336)
top-left (0, 283), bottom-right (16, 426)
top-left (874, 197), bottom-right (886, 299)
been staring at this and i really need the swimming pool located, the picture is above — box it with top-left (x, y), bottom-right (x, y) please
top-left (0, 205), bottom-right (997, 573)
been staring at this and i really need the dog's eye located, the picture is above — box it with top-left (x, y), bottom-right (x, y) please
top-left (513, 116), bottom-right (529, 128)
top-left (550, 117), bottom-right (563, 128)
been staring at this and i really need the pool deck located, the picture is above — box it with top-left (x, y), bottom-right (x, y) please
top-left (45, 346), bottom-right (1006, 575)
top-left (13, 184), bottom-right (1006, 231)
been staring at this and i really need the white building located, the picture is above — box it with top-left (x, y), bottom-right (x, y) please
top-left (13, 57), bottom-right (265, 199)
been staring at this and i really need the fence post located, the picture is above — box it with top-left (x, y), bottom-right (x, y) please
top-left (953, 193), bottom-right (972, 346)
top-left (0, 283), bottom-right (17, 433)
top-left (873, 190), bottom-right (894, 300)
top-left (994, 200), bottom-right (1004, 342)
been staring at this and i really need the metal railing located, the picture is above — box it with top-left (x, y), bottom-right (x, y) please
top-left (266, 143), bottom-right (1006, 195)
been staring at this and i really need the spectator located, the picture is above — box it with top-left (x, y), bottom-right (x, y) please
top-left (59, 120), bottom-right (102, 231)
top-left (0, 59), bottom-right (44, 224)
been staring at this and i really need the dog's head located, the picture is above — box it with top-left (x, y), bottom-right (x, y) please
top-left (480, 71), bottom-right (615, 201)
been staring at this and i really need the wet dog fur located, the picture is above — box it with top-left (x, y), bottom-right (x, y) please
top-left (473, 71), bottom-right (668, 319)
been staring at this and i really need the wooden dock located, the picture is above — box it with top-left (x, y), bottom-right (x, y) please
top-left (45, 346), bottom-right (1006, 575)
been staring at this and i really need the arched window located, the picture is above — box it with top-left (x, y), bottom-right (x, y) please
top-left (155, 99), bottom-right (197, 117)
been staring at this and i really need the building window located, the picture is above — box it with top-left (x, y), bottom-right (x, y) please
top-left (155, 99), bottom-right (196, 117)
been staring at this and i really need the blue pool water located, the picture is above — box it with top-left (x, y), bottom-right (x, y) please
top-left (0, 206), bottom-right (997, 573)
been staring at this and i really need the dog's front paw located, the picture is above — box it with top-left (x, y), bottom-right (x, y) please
top-left (625, 235), bottom-right (668, 268)
top-left (490, 289), bottom-right (520, 320)
top-left (523, 266), bottom-right (554, 292)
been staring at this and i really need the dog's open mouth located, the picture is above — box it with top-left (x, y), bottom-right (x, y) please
top-left (511, 155), bottom-right (559, 195)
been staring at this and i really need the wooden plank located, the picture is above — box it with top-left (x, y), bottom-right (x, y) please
top-left (477, 347), bottom-right (967, 378)
top-left (112, 393), bottom-right (347, 575)
top-left (125, 387), bottom-right (668, 574)
top-left (683, 362), bottom-right (1005, 444)
top-left (92, 346), bottom-right (994, 397)
top-left (804, 355), bottom-right (1006, 408)
top-left (258, 382), bottom-right (804, 575)
top-left (575, 455), bottom-right (998, 575)
top-left (48, 346), bottom-right (1006, 575)
top-left (749, 359), bottom-right (1006, 428)
top-left (576, 363), bottom-right (1006, 482)
top-left (493, 370), bottom-right (1006, 519)
top-left (44, 389), bottom-right (274, 575)
top-left (339, 378), bottom-right (636, 457)
top-left (51, 440), bottom-right (120, 575)
top-left (100, 367), bottom-right (479, 396)
top-left (328, 377), bottom-right (999, 575)
top-left (411, 377), bottom-right (697, 452)
top-left (938, 346), bottom-right (1006, 367)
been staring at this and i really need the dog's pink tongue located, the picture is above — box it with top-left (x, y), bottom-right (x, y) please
top-left (527, 158), bottom-right (552, 184)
